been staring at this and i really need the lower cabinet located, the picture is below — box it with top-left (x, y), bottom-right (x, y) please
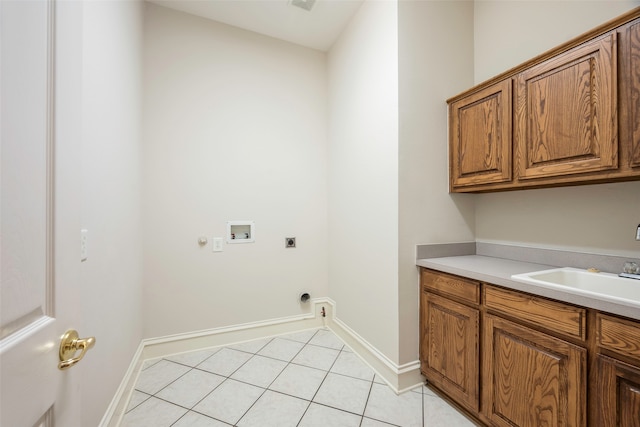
top-left (595, 355), bottom-right (640, 427)
top-left (419, 267), bottom-right (640, 427)
top-left (420, 291), bottom-right (479, 411)
top-left (483, 314), bottom-right (587, 427)
top-left (594, 312), bottom-right (640, 427)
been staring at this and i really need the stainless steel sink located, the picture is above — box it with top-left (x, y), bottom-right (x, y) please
top-left (511, 267), bottom-right (640, 308)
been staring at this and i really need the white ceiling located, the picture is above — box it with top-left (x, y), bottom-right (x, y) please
top-left (147, 0), bottom-right (365, 51)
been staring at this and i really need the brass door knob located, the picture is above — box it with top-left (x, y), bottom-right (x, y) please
top-left (58, 329), bottom-right (95, 370)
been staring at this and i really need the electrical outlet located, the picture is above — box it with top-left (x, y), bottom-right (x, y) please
top-left (285, 237), bottom-right (296, 248)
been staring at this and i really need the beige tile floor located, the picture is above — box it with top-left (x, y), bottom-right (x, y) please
top-left (120, 328), bottom-right (476, 427)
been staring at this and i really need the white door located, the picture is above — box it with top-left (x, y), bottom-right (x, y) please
top-left (1, 1), bottom-right (87, 426)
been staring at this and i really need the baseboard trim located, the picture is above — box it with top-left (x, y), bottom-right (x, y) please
top-left (99, 341), bottom-right (145, 427)
top-left (140, 305), bottom-right (326, 361)
top-left (100, 298), bottom-right (423, 426)
top-left (100, 301), bottom-right (328, 427)
top-left (325, 304), bottom-right (422, 394)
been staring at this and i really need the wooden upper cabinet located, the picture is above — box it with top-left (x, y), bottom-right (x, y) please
top-left (447, 9), bottom-right (640, 193)
top-left (515, 33), bottom-right (617, 181)
top-left (627, 20), bottom-right (640, 169)
top-left (449, 79), bottom-right (512, 190)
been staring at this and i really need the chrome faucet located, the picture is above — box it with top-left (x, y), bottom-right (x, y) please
top-left (620, 261), bottom-right (640, 280)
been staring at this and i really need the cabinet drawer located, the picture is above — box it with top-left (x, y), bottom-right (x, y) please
top-left (597, 313), bottom-right (640, 361)
top-left (484, 285), bottom-right (586, 340)
top-left (421, 269), bottom-right (479, 305)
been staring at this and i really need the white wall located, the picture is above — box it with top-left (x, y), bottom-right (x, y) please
top-left (80, 1), bottom-right (144, 425)
top-left (142, 4), bottom-right (329, 338)
top-left (474, 1), bottom-right (640, 258)
top-left (73, 7), bottom-right (640, 420)
top-left (397, 0), bottom-right (475, 364)
top-left (327, 0), bottom-right (400, 362)
top-left (474, 0), bottom-right (640, 83)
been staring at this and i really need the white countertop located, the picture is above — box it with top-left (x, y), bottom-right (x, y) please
top-left (417, 255), bottom-right (640, 321)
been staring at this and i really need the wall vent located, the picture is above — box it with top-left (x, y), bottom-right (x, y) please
top-left (290, 0), bottom-right (316, 12)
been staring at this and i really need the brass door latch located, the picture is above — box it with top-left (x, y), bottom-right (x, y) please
top-left (58, 329), bottom-right (95, 370)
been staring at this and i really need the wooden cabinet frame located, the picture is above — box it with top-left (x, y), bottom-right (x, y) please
top-left (419, 267), bottom-right (640, 427)
top-left (447, 8), bottom-right (640, 192)
top-left (625, 20), bottom-right (640, 169)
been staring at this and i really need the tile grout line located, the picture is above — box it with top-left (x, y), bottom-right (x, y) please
top-left (422, 381), bottom-right (425, 427)
top-left (160, 329), bottom-right (334, 425)
top-left (306, 337), bottom-right (344, 404)
top-left (164, 337), bottom-right (277, 427)
top-left (357, 380), bottom-right (404, 427)
top-left (296, 332), bottom-right (353, 426)
top-left (132, 345), bottom-right (227, 413)
top-left (235, 329), bottom-right (322, 426)
top-left (358, 377), bottom-right (375, 427)
top-left (127, 359), bottom-right (197, 419)
top-left (189, 337), bottom-right (276, 426)
top-left (294, 333), bottom-right (396, 423)
top-left (293, 329), bottom-right (325, 427)
top-left (126, 328), bottom-right (418, 427)
top-left (140, 358), bottom-right (162, 371)
top-left (122, 390), bottom-right (152, 414)
top-left (251, 330), bottom-right (380, 425)
top-left (162, 345), bottom-right (256, 427)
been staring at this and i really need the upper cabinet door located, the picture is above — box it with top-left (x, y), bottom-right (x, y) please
top-left (515, 33), bottom-right (617, 180)
top-left (628, 20), bottom-right (640, 168)
top-left (449, 79), bottom-right (512, 190)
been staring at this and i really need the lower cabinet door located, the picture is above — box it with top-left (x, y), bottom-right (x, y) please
top-left (421, 291), bottom-right (479, 411)
top-left (483, 314), bottom-right (587, 427)
top-left (595, 354), bottom-right (640, 427)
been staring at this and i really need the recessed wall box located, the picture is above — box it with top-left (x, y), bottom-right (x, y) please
top-left (227, 221), bottom-right (255, 243)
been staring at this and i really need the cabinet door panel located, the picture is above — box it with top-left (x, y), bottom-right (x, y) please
top-left (450, 79), bottom-right (512, 189)
top-left (421, 291), bottom-right (479, 411)
top-left (483, 314), bottom-right (586, 427)
top-left (595, 354), bottom-right (640, 427)
top-left (515, 33), bottom-right (617, 180)
top-left (628, 20), bottom-right (640, 168)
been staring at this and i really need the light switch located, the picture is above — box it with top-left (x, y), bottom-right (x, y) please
top-left (213, 237), bottom-right (223, 252)
top-left (80, 229), bottom-right (88, 261)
